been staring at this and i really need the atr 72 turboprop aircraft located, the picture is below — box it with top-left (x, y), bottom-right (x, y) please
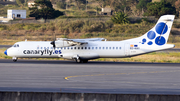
top-left (4, 15), bottom-right (175, 63)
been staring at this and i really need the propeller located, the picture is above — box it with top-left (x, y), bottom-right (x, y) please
top-left (50, 41), bottom-right (56, 49)
top-left (50, 33), bottom-right (56, 49)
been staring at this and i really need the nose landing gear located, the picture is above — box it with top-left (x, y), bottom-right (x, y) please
top-left (12, 57), bottom-right (18, 62)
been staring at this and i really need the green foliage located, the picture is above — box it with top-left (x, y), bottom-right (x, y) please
top-left (173, 23), bottom-right (180, 28)
top-left (166, 0), bottom-right (177, 6)
top-left (94, 0), bottom-right (110, 8)
top-left (169, 52), bottom-right (180, 57)
top-left (144, 1), bottom-right (176, 18)
top-left (56, 2), bottom-right (66, 9)
top-left (136, 0), bottom-right (151, 10)
top-left (111, 12), bottom-right (129, 24)
top-left (23, 24), bottom-right (41, 30)
top-left (29, 0), bottom-right (64, 20)
top-left (0, 25), bottom-right (7, 31)
top-left (16, 0), bottom-right (23, 6)
top-left (0, 4), bottom-right (4, 8)
top-left (102, 0), bottom-right (138, 13)
top-left (74, 0), bottom-right (86, 10)
top-left (0, 18), bottom-right (154, 35)
top-left (8, 23), bottom-right (25, 31)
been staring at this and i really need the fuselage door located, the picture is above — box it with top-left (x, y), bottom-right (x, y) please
top-left (124, 43), bottom-right (130, 56)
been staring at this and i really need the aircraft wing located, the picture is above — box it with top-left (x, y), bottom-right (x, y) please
top-left (70, 38), bottom-right (105, 42)
top-left (56, 38), bottom-right (105, 45)
top-left (67, 38), bottom-right (105, 45)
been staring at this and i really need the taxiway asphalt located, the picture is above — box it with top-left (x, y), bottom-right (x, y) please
top-left (0, 45), bottom-right (11, 49)
top-left (0, 59), bottom-right (180, 94)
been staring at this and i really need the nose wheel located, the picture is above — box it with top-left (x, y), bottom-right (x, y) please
top-left (12, 57), bottom-right (18, 62)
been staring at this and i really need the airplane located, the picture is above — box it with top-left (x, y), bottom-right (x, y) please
top-left (4, 15), bottom-right (175, 63)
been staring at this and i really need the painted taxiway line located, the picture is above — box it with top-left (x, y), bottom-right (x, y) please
top-left (64, 70), bottom-right (180, 80)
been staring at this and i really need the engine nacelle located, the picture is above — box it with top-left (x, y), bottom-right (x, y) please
top-left (55, 39), bottom-right (75, 47)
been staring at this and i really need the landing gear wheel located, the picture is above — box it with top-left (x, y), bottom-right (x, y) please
top-left (76, 58), bottom-right (82, 63)
top-left (12, 57), bottom-right (18, 62)
top-left (13, 59), bottom-right (17, 62)
top-left (75, 59), bottom-right (88, 63)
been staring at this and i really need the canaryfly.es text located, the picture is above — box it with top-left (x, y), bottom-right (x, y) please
top-left (23, 50), bottom-right (61, 55)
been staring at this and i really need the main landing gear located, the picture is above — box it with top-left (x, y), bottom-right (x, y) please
top-left (73, 55), bottom-right (88, 63)
top-left (75, 58), bottom-right (88, 63)
top-left (12, 57), bottom-right (18, 62)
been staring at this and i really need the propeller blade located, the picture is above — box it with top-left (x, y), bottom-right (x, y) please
top-left (50, 41), bottom-right (56, 49)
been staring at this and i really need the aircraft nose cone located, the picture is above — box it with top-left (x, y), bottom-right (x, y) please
top-left (4, 50), bottom-right (7, 56)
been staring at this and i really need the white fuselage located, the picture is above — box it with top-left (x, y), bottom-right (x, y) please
top-left (6, 40), bottom-right (174, 60)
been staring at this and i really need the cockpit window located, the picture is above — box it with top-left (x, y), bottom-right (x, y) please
top-left (12, 44), bottom-right (19, 47)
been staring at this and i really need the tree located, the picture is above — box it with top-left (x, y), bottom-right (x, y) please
top-left (175, 0), bottom-right (180, 11)
top-left (144, 1), bottom-right (176, 18)
top-left (111, 12), bottom-right (129, 24)
top-left (56, 1), bottom-right (66, 9)
top-left (95, 0), bottom-right (106, 8)
top-left (136, 0), bottom-right (151, 11)
top-left (29, 0), bottom-right (63, 21)
top-left (74, 0), bottom-right (86, 10)
top-left (16, 0), bottom-right (23, 7)
top-left (94, 0), bottom-right (138, 15)
top-left (166, 0), bottom-right (177, 6)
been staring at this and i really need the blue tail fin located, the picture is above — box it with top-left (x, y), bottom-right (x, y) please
top-left (125, 15), bottom-right (175, 46)
top-left (140, 15), bottom-right (175, 46)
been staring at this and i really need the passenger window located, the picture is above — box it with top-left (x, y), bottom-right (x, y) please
top-left (71, 47), bottom-right (73, 49)
top-left (99, 47), bottom-right (101, 49)
top-left (88, 47), bottom-right (90, 49)
top-left (74, 47), bottom-right (76, 49)
top-left (57, 47), bottom-right (59, 49)
top-left (92, 47), bottom-right (94, 49)
top-left (103, 47), bottom-right (105, 49)
top-left (85, 47), bottom-right (87, 49)
top-left (51, 47), bottom-right (53, 49)
top-left (17, 44), bottom-right (19, 47)
top-left (113, 47), bottom-right (115, 49)
top-left (44, 47), bottom-right (46, 49)
top-left (116, 47), bottom-right (118, 49)
top-left (81, 47), bottom-right (83, 49)
top-left (106, 47), bottom-right (108, 49)
top-left (109, 47), bottom-right (111, 49)
top-left (96, 47), bottom-right (98, 49)
top-left (41, 47), bottom-right (43, 49)
top-left (64, 47), bottom-right (66, 49)
top-left (78, 47), bottom-right (80, 49)
top-left (37, 47), bottom-right (39, 49)
top-left (47, 47), bottom-right (49, 49)
top-left (119, 47), bottom-right (121, 49)
top-left (67, 47), bottom-right (69, 49)
top-left (61, 47), bottom-right (63, 49)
